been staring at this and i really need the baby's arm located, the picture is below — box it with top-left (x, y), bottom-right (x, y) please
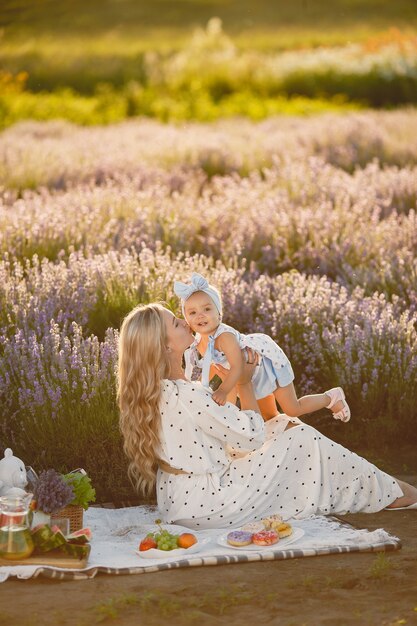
top-left (212, 332), bottom-right (244, 406)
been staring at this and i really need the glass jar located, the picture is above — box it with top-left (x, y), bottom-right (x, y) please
top-left (0, 493), bottom-right (34, 560)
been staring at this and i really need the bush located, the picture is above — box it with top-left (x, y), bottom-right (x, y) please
top-left (1, 111), bottom-right (416, 499)
top-left (1, 24), bottom-right (417, 129)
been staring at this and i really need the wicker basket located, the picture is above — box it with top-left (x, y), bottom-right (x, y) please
top-left (54, 504), bottom-right (84, 533)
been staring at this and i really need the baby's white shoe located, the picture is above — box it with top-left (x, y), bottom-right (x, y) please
top-left (326, 387), bottom-right (351, 422)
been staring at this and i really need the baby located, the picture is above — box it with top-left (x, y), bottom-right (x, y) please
top-left (174, 273), bottom-right (350, 422)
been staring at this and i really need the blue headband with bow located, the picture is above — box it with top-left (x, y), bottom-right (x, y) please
top-left (173, 273), bottom-right (222, 316)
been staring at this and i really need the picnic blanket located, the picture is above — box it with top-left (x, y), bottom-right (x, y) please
top-left (0, 505), bottom-right (401, 582)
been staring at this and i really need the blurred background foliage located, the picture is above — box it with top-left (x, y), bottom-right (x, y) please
top-left (1, 1), bottom-right (417, 501)
top-left (0, 1), bottom-right (417, 128)
top-left (2, 0), bottom-right (417, 45)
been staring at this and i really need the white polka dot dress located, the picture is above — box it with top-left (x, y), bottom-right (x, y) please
top-left (184, 322), bottom-right (294, 399)
top-left (156, 380), bottom-right (402, 530)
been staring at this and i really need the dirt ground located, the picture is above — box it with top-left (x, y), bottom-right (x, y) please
top-left (1, 476), bottom-right (416, 626)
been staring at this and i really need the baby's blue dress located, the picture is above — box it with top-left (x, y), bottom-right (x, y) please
top-left (184, 323), bottom-right (294, 399)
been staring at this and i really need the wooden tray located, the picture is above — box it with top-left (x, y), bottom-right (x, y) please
top-left (0, 548), bottom-right (89, 569)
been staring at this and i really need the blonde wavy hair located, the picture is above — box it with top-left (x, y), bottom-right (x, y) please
top-left (117, 303), bottom-right (170, 497)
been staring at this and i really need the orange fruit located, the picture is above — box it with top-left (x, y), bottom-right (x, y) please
top-left (178, 533), bottom-right (197, 548)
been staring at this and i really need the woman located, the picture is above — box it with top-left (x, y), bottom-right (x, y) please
top-left (117, 303), bottom-right (417, 530)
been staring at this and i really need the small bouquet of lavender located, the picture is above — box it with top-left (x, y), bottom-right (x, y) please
top-left (33, 469), bottom-right (74, 515)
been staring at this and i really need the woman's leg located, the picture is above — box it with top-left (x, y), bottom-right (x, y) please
top-left (385, 479), bottom-right (417, 508)
top-left (267, 420), bottom-right (416, 511)
top-left (274, 383), bottom-right (343, 418)
top-left (281, 424), bottom-right (417, 509)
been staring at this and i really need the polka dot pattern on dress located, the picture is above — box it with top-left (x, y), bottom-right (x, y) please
top-left (156, 379), bottom-right (402, 530)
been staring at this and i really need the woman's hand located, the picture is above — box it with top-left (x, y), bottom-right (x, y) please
top-left (235, 348), bottom-right (260, 414)
top-left (213, 348), bottom-right (259, 385)
top-left (214, 348), bottom-right (260, 415)
top-left (237, 348), bottom-right (259, 386)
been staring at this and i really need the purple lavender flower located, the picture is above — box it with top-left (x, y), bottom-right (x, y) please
top-left (33, 469), bottom-right (74, 514)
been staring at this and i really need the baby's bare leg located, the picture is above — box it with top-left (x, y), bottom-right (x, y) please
top-left (226, 389), bottom-right (238, 404)
top-left (274, 383), bottom-right (341, 418)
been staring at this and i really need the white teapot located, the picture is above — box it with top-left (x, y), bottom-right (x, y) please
top-left (0, 448), bottom-right (28, 497)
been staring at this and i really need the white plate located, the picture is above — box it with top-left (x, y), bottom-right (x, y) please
top-left (217, 526), bottom-right (305, 551)
top-left (135, 537), bottom-right (210, 559)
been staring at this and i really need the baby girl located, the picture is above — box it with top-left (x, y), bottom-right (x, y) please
top-left (174, 273), bottom-right (350, 422)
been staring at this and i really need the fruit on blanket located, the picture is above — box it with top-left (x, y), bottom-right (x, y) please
top-left (139, 536), bottom-right (158, 551)
top-left (29, 523), bottom-right (91, 560)
top-left (62, 542), bottom-right (91, 559)
top-left (138, 520), bottom-right (198, 552)
top-left (178, 533), bottom-right (197, 548)
top-left (149, 528), bottom-right (180, 550)
top-left (155, 530), bottom-right (178, 550)
top-left (67, 527), bottom-right (92, 544)
top-left (31, 523), bottom-right (53, 539)
top-left (50, 525), bottom-right (67, 547)
top-left (31, 523), bottom-right (65, 552)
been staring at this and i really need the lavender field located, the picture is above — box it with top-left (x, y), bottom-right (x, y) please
top-left (1, 109), bottom-right (416, 500)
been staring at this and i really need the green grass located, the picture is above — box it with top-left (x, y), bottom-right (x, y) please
top-left (367, 553), bottom-right (397, 579)
top-left (90, 585), bottom-right (259, 624)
